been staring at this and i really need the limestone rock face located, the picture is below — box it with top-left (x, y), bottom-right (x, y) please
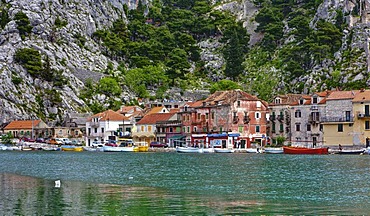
top-left (0, 0), bottom-right (132, 123)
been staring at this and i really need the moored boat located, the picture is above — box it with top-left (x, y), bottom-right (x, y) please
top-left (246, 148), bottom-right (262, 153)
top-left (61, 145), bottom-right (83, 152)
top-left (214, 148), bottom-right (234, 153)
top-left (264, 147), bottom-right (284, 154)
top-left (176, 146), bottom-right (202, 153)
top-left (103, 146), bottom-right (136, 152)
top-left (136, 142), bottom-right (149, 152)
top-left (337, 149), bottom-right (365, 155)
top-left (283, 146), bottom-right (329, 154)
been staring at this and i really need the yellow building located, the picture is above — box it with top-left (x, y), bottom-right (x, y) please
top-left (352, 89), bottom-right (370, 147)
top-left (321, 91), bottom-right (358, 147)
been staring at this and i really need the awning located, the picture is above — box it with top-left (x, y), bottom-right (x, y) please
top-left (169, 135), bottom-right (185, 140)
top-left (207, 133), bottom-right (228, 138)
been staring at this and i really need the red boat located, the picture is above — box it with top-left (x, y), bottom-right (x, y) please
top-left (283, 146), bottom-right (329, 154)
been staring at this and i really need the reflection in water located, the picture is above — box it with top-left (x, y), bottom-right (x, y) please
top-left (0, 173), bottom-right (264, 215)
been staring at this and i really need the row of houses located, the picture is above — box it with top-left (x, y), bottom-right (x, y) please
top-left (2, 89), bottom-right (370, 148)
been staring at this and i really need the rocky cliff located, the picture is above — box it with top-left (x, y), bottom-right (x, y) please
top-left (0, 0), bottom-right (370, 124)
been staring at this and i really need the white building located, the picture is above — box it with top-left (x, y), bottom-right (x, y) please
top-left (85, 110), bottom-right (130, 146)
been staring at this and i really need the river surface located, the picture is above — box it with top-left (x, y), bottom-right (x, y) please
top-left (0, 151), bottom-right (369, 215)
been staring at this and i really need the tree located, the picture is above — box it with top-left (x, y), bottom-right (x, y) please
top-left (210, 80), bottom-right (241, 93)
top-left (14, 48), bottom-right (43, 77)
top-left (14, 12), bottom-right (32, 39)
top-left (98, 77), bottom-right (121, 97)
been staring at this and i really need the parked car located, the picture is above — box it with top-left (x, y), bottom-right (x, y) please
top-left (150, 141), bottom-right (168, 148)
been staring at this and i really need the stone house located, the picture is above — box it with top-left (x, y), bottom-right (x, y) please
top-left (188, 89), bottom-right (269, 149)
top-left (322, 90), bottom-right (359, 147)
top-left (268, 94), bottom-right (305, 144)
top-left (3, 119), bottom-right (50, 139)
top-left (289, 91), bottom-right (331, 147)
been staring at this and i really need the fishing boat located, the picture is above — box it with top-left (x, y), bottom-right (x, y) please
top-left (246, 148), bottom-right (262, 153)
top-left (264, 147), bottom-right (284, 154)
top-left (176, 146), bottom-right (202, 153)
top-left (200, 148), bottom-right (215, 153)
top-left (136, 141), bottom-right (149, 152)
top-left (103, 146), bottom-right (137, 152)
top-left (337, 149), bottom-right (365, 155)
top-left (214, 148), bottom-right (234, 153)
top-left (61, 145), bottom-right (83, 152)
top-left (283, 146), bottom-right (329, 154)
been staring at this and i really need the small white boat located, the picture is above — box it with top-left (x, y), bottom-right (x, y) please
top-left (103, 146), bottom-right (136, 152)
top-left (200, 148), bottom-right (215, 153)
top-left (214, 148), bottom-right (234, 153)
top-left (246, 148), bottom-right (262, 153)
top-left (176, 146), bottom-right (202, 153)
top-left (264, 147), bottom-right (284, 154)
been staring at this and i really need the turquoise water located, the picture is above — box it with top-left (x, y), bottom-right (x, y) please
top-left (0, 151), bottom-right (369, 215)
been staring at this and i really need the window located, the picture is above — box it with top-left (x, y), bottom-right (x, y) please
top-left (312, 97), bottom-right (318, 104)
top-left (206, 113), bottom-right (209, 119)
top-left (237, 101), bottom-right (240, 107)
top-left (75, 130), bottom-right (79, 136)
top-left (366, 105), bottom-right (370, 117)
top-left (187, 126), bottom-right (190, 133)
top-left (197, 113), bottom-right (201, 120)
top-left (148, 126), bottom-right (152, 132)
top-left (255, 112), bottom-right (261, 119)
top-left (193, 126), bottom-right (197, 132)
top-left (307, 124), bottom-right (311, 131)
top-left (366, 121), bottom-right (370, 130)
top-left (295, 110), bottom-right (301, 118)
top-left (272, 123), bottom-right (276, 132)
top-left (338, 124), bottom-right (343, 132)
top-left (280, 124), bottom-right (284, 132)
top-left (296, 124), bottom-right (301, 132)
top-left (256, 101), bottom-right (261, 108)
top-left (141, 126), bottom-right (144, 132)
top-left (169, 127), bottom-right (173, 132)
top-left (299, 99), bottom-right (304, 105)
top-left (211, 112), bottom-right (215, 120)
top-left (275, 98), bottom-right (281, 104)
top-left (256, 125), bottom-right (260, 133)
top-left (59, 130), bottom-right (63, 135)
top-left (238, 126), bottom-right (243, 133)
top-left (94, 128), bottom-right (97, 133)
top-left (101, 128), bottom-right (104, 133)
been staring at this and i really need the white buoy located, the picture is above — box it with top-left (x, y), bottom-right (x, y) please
top-left (55, 180), bottom-right (61, 188)
top-left (128, 176), bottom-right (133, 180)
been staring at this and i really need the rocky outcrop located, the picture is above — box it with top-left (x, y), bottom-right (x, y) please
top-left (0, 0), bottom-right (132, 123)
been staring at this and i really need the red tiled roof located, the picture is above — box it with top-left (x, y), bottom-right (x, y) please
top-left (269, 94), bottom-right (307, 106)
top-left (136, 113), bottom-right (175, 125)
top-left (169, 108), bottom-right (180, 113)
top-left (4, 120), bottom-right (41, 130)
top-left (327, 90), bottom-right (359, 100)
top-left (353, 90), bottom-right (370, 102)
top-left (318, 98), bottom-right (327, 104)
top-left (89, 110), bottom-right (128, 121)
top-left (147, 106), bottom-right (167, 114)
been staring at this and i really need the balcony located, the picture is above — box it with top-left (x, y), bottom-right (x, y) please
top-left (320, 117), bottom-right (353, 123)
top-left (87, 132), bottom-right (104, 138)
